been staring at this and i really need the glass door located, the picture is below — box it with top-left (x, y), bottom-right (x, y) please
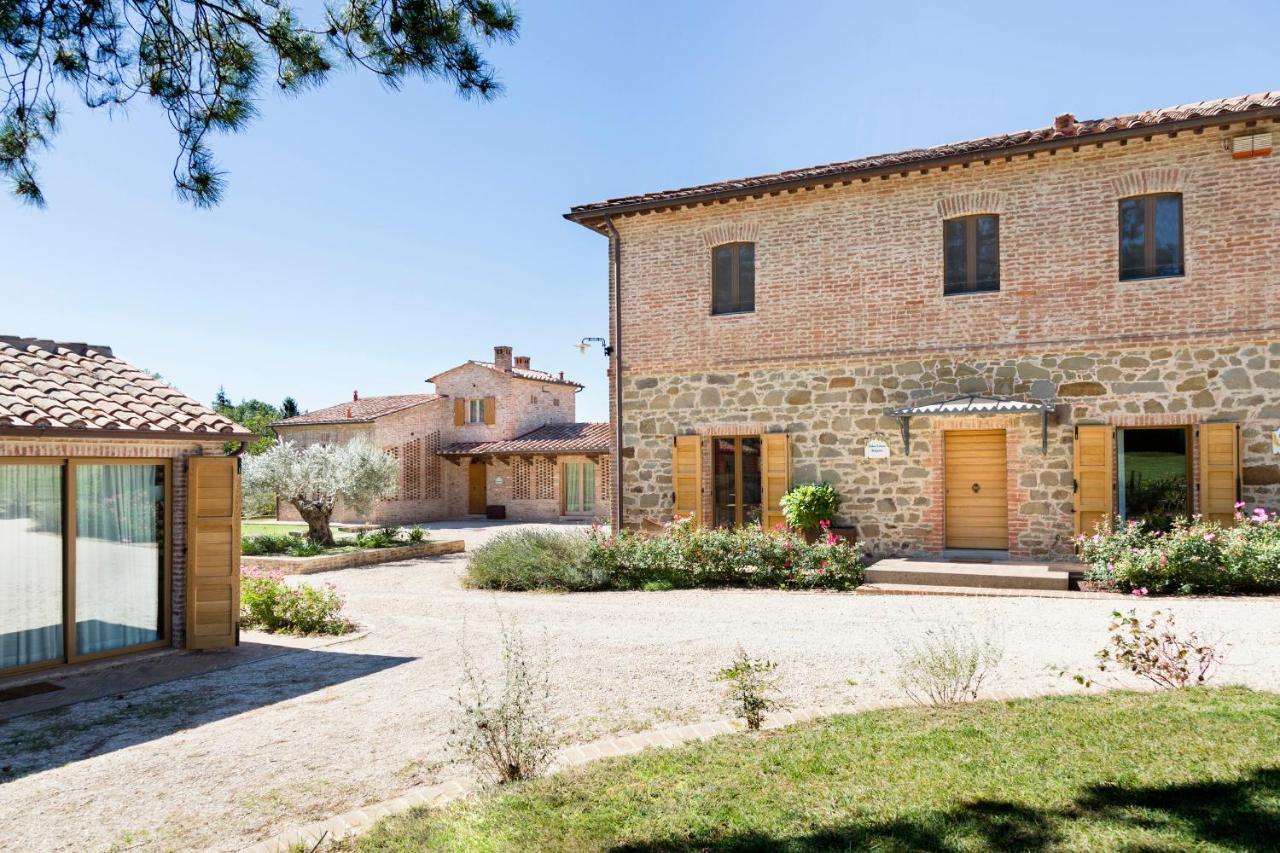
top-left (1117, 427), bottom-right (1190, 531)
top-left (0, 464), bottom-right (64, 671)
top-left (713, 437), bottom-right (763, 527)
top-left (562, 462), bottom-right (597, 515)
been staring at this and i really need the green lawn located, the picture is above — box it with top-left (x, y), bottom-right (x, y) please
top-left (349, 688), bottom-right (1280, 852)
top-left (241, 522), bottom-right (311, 538)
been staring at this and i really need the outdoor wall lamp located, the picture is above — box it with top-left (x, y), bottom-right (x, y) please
top-left (576, 336), bottom-right (612, 357)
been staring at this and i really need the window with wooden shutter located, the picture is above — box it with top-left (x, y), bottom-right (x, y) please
top-left (186, 456), bottom-right (240, 650)
top-left (673, 435), bottom-right (702, 524)
top-left (484, 396), bottom-right (497, 425)
top-left (454, 399), bottom-right (465, 426)
top-left (760, 433), bottom-right (790, 531)
top-left (1199, 423), bottom-right (1240, 526)
top-left (1073, 425), bottom-right (1114, 537)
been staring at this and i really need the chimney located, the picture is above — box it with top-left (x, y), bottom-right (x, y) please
top-left (346, 406), bottom-right (353, 419)
top-left (1054, 113), bottom-right (1077, 134)
top-left (514, 355), bottom-right (531, 370)
top-left (353, 389), bottom-right (359, 402)
top-left (494, 345), bottom-right (513, 372)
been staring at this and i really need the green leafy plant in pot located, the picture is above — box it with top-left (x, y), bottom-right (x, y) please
top-left (780, 483), bottom-right (842, 542)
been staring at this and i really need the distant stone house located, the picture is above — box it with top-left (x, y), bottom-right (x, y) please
top-left (272, 346), bottom-right (611, 524)
top-left (1, 337), bottom-right (249, 678)
top-left (566, 91), bottom-right (1280, 558)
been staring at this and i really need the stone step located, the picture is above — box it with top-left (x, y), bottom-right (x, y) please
top-left (856, 583), bottom-right (1121, 600)
top-left (864, 558), bottom-right (1072, 591)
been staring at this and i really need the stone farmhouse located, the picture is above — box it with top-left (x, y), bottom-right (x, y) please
top-left (272, 346), bottom-right (610, 524)
top-left (566, 91), bottom-right (1280, 559)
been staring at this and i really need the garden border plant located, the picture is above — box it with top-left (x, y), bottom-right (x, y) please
top-left (1077, 506), bottom-right (1280, 595)
top-left (463, 518), bottom-right (864, 592)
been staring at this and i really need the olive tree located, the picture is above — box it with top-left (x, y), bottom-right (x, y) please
top-left (243, 437), bottom-right (398, 545)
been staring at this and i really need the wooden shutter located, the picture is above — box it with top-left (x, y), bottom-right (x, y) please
top-left (760, 433), bottom-right (791, 531)
top-left (673, 435), bottom-right (702, 524)
top-left (1073, 425), bottom-right (1114, 536)
top-left (186, 456), bottom-right (241, 650)
top-left (454, 399), bottom-right (465, 426)
top-left (484, 396), bottom-right (497, 425)
top-left (1199, 423), bottom-right (1241, 526)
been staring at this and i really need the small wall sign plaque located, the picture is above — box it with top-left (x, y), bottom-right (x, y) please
top-left (495, 475), bottom-right (505, 486)
top-left (865, 438), bottom-right (891, 459)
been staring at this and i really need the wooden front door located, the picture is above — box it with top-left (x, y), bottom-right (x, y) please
top-left (468, 460), bottom-right (487, 515)
top-left (944, 429), bottom-right (1008, 550)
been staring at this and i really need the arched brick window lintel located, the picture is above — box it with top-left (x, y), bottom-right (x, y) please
top-left (1108, 168), bottom-right (1187, 199)
top-left (937, 191), bottom-right (1005, 219)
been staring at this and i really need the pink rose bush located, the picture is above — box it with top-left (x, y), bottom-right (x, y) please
top-left (1078, 509), bottom-right (1280, 595)
top-left (241, 565), bottom-right (355, 635)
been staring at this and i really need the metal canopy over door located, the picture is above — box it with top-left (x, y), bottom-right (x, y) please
top-left (468, 460), bottom-right (487, 515)
top-left (944, 429), bottom-right (1008, 550)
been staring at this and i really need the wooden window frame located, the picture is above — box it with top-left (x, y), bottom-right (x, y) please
top-left (943, 214), bottom-right (1000, 296)
top-left (711, 241), bottom-right (755, 316)
top-left (0, 456), bottom-right (172, 678)
top-left (712, 436), bottom-right (760, 528)
top-left (466, 398), bottom-right (486, 424)
top-left (1118, 193), bottom-right (1185, 281)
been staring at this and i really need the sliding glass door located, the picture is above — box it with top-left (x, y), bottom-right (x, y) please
top-left (0, 464), bottom-right (64, 671)
top-left (0, 458), bottom-right (169, 675)
top-left (75, 464), bottom-right (165, 656)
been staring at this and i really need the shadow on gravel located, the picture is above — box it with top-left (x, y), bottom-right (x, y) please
top-left (0, 649), bottom-right (413, 782)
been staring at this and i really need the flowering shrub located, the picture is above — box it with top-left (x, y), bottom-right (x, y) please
top-left (462, 520), bottom-right (864, 592)
top-left (580, 517), bottom-right (864, 591)
top-left (1078, 507), bottom-right (1280, 595)
top-left (240, 566), bottom-right (355, 635)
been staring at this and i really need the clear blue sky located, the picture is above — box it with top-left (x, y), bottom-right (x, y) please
top-left (3, 1), bottom-right (1276, 422)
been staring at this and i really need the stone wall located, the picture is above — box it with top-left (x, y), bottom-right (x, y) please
top-left (620, 340), bottom-right (1280, 558)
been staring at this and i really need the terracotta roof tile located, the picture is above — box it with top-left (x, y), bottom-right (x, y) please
top-left (0, 336), bottom-right (251, 438)
top-left (441, 422), bottom-right (610, 456)
top-left (567, 91), bottom-right (1280, 219)
top-left (273, 393), bottom-right (441, 427)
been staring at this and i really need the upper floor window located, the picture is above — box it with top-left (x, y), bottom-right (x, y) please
top-left (1119, 193), bottom-right (1183, 280)
top-left (712, 242), bottom-right (755, 314)
top-left (467, 398), bottom-right (486, 424)
top-left (943, 214), bottom-right (1000, 295)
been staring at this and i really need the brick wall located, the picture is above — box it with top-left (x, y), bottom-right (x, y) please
top-left (0, 436), bottom-right (226, 649)
top-left (609, 124), bottom-right (1278, 377)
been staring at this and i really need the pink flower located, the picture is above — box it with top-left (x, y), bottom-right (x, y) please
top-left (1131, 587), bottom-right (1149, 597)
top-left (1203, 533), bottom-right (1215, 542)
top-left (819, 519), bottom-right (831, 530)
top-left (1235, 502), bottom-right (1247, 509)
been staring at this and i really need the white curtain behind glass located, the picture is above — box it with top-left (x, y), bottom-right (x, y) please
top-left (0, 465), bottom-right (64, 670)
top-left (75, 464), bottom-right (163, 655)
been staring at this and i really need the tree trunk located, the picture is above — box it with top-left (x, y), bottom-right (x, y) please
top-left (293, 502), bottom-right (336, 546)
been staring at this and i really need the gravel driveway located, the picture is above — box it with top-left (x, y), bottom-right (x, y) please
top-left (3, 520), bottom-right (1279, 852)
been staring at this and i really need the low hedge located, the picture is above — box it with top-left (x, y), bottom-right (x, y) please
top-left (464, 520), bottom-right (864, 592)
top-left (1078, 508), bottom-right (1280, 595)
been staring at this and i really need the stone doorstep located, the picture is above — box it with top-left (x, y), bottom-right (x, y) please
top-left (864, 558), bottom-right (1073, 591)
top-left (856, 583), bottom-right (1129, 600)
top-left (241, 539), bottom-right (465, 575)
top-left (242, 683), bottom-right (1124, 853)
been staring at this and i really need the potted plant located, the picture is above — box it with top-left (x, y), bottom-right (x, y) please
top-left (780, 482), bottom-right (842, 542)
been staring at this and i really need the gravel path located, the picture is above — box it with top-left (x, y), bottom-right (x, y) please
top-left (3, 521), bottom-right (1279, 852)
